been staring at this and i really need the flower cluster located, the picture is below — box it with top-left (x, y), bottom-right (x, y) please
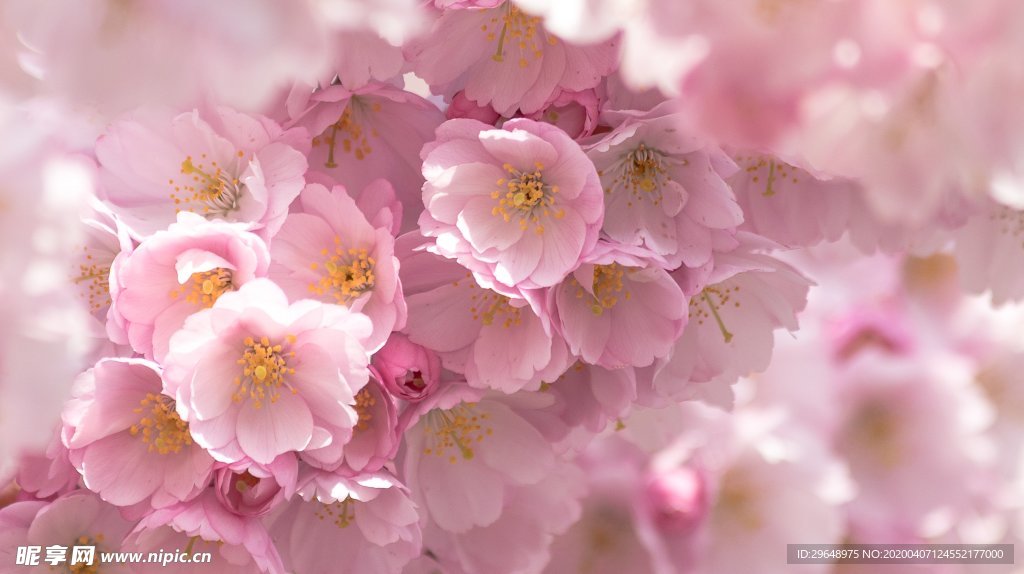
top-left (4, 1), bottom-right (1024, 573)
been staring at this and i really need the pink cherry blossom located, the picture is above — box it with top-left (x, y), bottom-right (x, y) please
top-left (730, 152), bottom-right (855, 248)
top-left (284, 82), bottom-right (444, 232)
top-left (654, 233), bottom-right (812, 398)
top-left (123, 524), bottom-right (265, 574)
top-left (423, 459), bottom-right (584, 574)
top-left (96, 106), bottom-right (309, 239)
top-left (269, 469), bottom-right (421, 574)
top-left (831, 352), bottom-right (994, 542)
top-left (164, 279), bottom-right (372, 468)
top-left (953, 200), bottom-right (1024, 304)
top-left (585, 104), bottom-right (744, 269)
top-left (135, 488), bottom-right (285, 574)
top-left (268, 183), bottom-right (405, 351)
top-left (527, 89), bottom-right (601, 140)
top-left (370, 333), bottom-right (442, 402)
top-left (107, 212), bottom-right (270, 362)
top-left (446, 91), bottom-right (502, 125)
top-left (15, 429), bottom-right (79, 501)
top-left (213, 457), bottom-right (297, 518)
top-left (401, 384), bottom-right (569, 533)
top-left (542, 436), bottom-right (658, 574)
top-left (550, 242), bottom-right (687, 369)
top-left (401, 239), bottom-right (572, 393)
top-left (407, 1), bottom-right (619, 116)
top-left (61, 358), bottom-right (214, 509)
top-left (420, 117), bottom-right (604, 291)
top-left (547, 362), bottom-right (636, 433)
top-left (0, 490), bottom-right (136, 573)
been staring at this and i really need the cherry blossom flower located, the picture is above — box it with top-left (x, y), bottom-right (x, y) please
top-left (96, 106), bottom-right (309, 239)
top-left (654, 233), bottom-right (812, 398)
top-left (269, 469), bottom-right (421, 574)
top-left (953, 199), bottom-right (1024, 304)
top-left (163, 279), bottom-right (372, 468)
top-left (0, 490), bottom-right (136, 573)
top-left (527, 89), bottom-right (601, 140)
top-left (268, 183), bottom-right (404, 351)
top-left (420, 117), bottom-right (604, 291)
top-left (400, 239), bottom-right (572, 393)
top-left (550, 242), bottom-right (687, 369)
top-left (547, 362), bottom-right (636, 433)
top-left (401, 384), bottom-right (566, 533)
top-left (585, 105), bottom-right (744, 269)
top-left (107, 212), bottom-right (270, 362)
top-left (370, 333), bottom-right (442, 402)
top-left (284, 82), bottom-right (444, 232)
top-left (730, 152), bottom-right (855, 248)
top-left (407, 1), bottom-right (619, 116)
top-left (61, 358), bottom-right (214, 509)
top-left (135, 489), bottom-right (285, 574)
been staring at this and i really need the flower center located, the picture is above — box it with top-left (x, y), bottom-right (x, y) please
top-left (314, 101), bottom-right (382, 168)
top-left (608, 144), bottom-right (671, 207)
top-left (491, 162), bottom-right (564, 234)
top-left (169, 153), bottom-right (246, 217)
top-left (715, 469), bottom-right (761, 530)
top-left (68, 534), bottom-right (104, 574)
top-left (73, 247), bottom-right (111, 313)
top-left (234, 336), bottom-right (297, 409)
top-left (735, 155), bottom-right (802, 197)
top-left (689, 285), bottom-right (738, 343)
top-left (170, 268), bottom-right (234, 307)
top-left (468, 286), bottom-right (523, 328)
top-left (484, 2), bottom-right (556, 67)
top-left (354, 387), bottom-right (376, 431)
top-left (129, 393), bottom-right (192, 455)
top-left (422, 404), bottom-right (493, 464)
top-left (846, 401), bottom-right (902, 468)
top-left (574, 264), bottom-right (631, 316)
top-left (315, 497), bottom-right (356, 529)
top-left (308, 240), bottom-right (376, 305)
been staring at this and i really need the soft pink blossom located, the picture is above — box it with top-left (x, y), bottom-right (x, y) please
top-left (585, 104), bottom-right (743, 269)
top-left (284, 82), bottom-right (444, 232)
top-left (831, 352), bottom-right (995, 542)
top-left (400, 239), bottom-right (572, 393)
top-left (542, 436), bottom-right (658, 574)
top-left (164, 279), bottom-right (372, 468)
top-left (424, 459), bottom-right (584, 574)
top-left (548, 362), bottom-right (636, 433)
top-left (15, 430), bottom-right (79, 501)
top-left (213, 458), bottom-right (297, 518)
top-left (420, 117), bottom-right (604, 291)
top-left (654, 233), bottom-right (812, 398)
top-left (550, 242), bottom-right (687, 369)
top-left (96, 106), bottom-right (309, 239)
top-left (136, 489), bottom-right (284, 574)
top-left (407, 2), bottom-right (619, 116)
top-left (401, 384), bottom-right (568, 533)
top-left (446, 91), bottom-right (502, 125)
top-left (730, 152), bottom-right (855, 248)
top-left (370, 333), bottom-right (442, 402)
top-left (268, 469), bottom-right (421, 574)
top-left (107, 212), bottom-right (270, 362)
top-left (268, 183), bottom-right (405, 351)
top-left (0, 490), bottom-right (136, 573)
top-left (61, 358), bottom-right (214, 509)
top-left (953, 199), bottom-right (1024, 304)
top-left (527, 89), bottom-right (601, 140)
